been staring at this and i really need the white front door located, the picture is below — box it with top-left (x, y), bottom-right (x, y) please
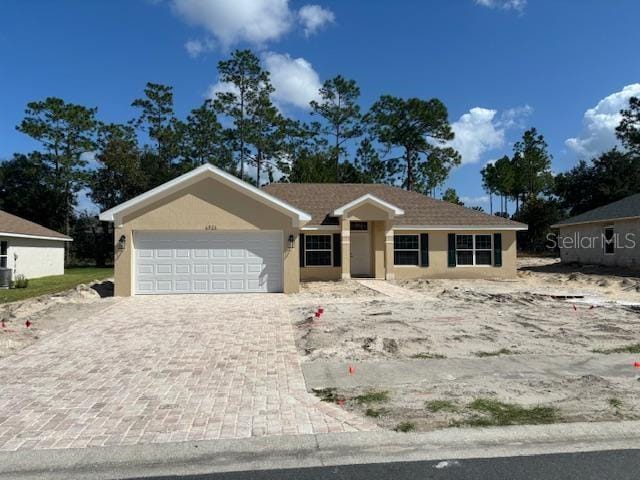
top-left (350, 227), bottom-right (372, 277)
top-left (134, 231), bottom-right (283, 294)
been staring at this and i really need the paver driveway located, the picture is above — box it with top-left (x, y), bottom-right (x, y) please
top-left (0, 295), bottom-right (375, 451)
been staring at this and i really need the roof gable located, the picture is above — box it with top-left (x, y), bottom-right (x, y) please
top-left (99, 164), bottom-right (311, 225)
top-left (333, 194), bottom-right (404, 217)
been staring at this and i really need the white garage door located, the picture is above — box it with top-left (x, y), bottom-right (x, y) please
top-left (134, 231), bottom-right (283, 294)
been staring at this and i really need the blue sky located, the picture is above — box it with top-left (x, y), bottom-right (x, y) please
top-left (2, 0), bottom-right (639, 212)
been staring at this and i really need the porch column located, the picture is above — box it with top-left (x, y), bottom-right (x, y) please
top-left (341, 218), bottom-right (351, 279)
top-left (384, 220), bottom-right (395, 280)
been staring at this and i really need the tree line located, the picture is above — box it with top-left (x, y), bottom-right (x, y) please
top-left (479, 98), bottom-right (640, 251)
top-left (0, 48), bottom-right (638, 264)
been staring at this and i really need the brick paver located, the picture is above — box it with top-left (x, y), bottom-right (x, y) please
top-left (0, 295), bottom-right (375, 451)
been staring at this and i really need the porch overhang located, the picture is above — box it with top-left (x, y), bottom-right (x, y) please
top-left (332, 194), bottom-right (404, 219)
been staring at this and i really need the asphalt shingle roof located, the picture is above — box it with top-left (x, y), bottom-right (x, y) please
top-left (553, 193), bottom-right (640, 227)
top-left (0, 210), bottom-right (71, 240)
top-left (262, 183), bottom-right (526, 228)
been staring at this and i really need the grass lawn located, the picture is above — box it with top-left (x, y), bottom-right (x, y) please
top-left (0, 267), bottom-right (113, 304)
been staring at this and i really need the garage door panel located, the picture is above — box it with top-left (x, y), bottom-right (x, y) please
top-left (175, 264), bottom-right (190, 274)
top-left (134, 231), bottom-right (283, 294)
top-left (193, 264), bottom-right (209, 274)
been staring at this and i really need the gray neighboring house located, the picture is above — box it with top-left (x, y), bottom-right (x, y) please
top-left (551, 193), bottom-right (640, 269)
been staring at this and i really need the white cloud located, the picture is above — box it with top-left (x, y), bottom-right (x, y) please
top-left (263, 52), bottom-right (321, 109)
top-left (449, 105), bottom-right (532, 164)
top-left (171, 0), bottom-right (335, 49)
top-left (184, 38), bottom-right (215, 58)
top-left (298, 5), bottom-right (335, 37)
top-left (461, 195), bottom-right (490, 205)
top-left (565, 83), bottom-right (640, 158)
top-left (172, 0), bottom-right (293, 48)
top-left (206, 80), bottom-right (239, 99)
top-left (449, 108), bottom-right (505, 165)
top-left (474, 0), bottom-right (526, 11)
top-left (499, 104), bottom-right (533, 129)
top-left (205, 52), bottom-right (321, 110)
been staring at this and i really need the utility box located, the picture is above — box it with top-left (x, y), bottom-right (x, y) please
top-left (0, 268), bottom-right (11, 289)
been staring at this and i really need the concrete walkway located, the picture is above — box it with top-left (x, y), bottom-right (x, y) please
top-left (355, 280), bottom-right (428, 300)
top-left (0, 295), bottom-right (376, 452)
top-left (302, 353), bottom-right (640, 389)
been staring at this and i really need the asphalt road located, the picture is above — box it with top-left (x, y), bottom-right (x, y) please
top-left (127, 449), bottom-right (640, 480)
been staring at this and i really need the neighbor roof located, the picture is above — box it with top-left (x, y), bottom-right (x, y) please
top-left (0, 210), bottom-right (72, 241)
top-left (552, 193), bottom-right (640, 228)
top-left (263, 183), bottom-right (527, 229)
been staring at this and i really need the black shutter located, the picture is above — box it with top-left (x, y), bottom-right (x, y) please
top-left (332, 233), bottom-right (341, 267)
top-left (493, 233), bottom-right (502, 267)
top-left (447, 233), bottom-right (456, 267)
top-left (299, 233), bottom-right (305, 267)
top-left (420, 233), bottom-right (429, 267)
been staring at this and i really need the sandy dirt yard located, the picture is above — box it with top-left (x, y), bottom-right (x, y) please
top-left (0, 280), bottom-right (118, 360)
top-left (290, 257), bottom-right (640, 432)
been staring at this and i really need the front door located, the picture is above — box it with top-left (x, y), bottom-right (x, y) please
top-left (350, 222), bottom-right (372, 277)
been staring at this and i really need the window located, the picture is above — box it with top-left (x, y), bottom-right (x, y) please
top-left (305, 235), bottom-right (332, 266)
top-left (0, 241), bottom-right (7, 269)
top-left (350, 221), bottom-right (368, 231)
top-left (603, 227), bottom-right (615, 255)
top-left (394, 234), bottom-right (419, 266)
top-left (456, 234), bottom-right (492, 266)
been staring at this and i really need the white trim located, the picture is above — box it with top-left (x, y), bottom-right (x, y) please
top-left (455, 233), bottom-right (493, 267)
top-left (98, 164), bottom-right (311, 224)
top-left (332, 194), bottom-right (404, 216)
top-left (397, 225), bottom-right (526, 231)
top-left (300, 225), bottom-right (340, 231)
top-left (301, 224), bottom-right (527, 231)
top-left (0, 232), bottom-right (72, 242)
top-left (551, 215), bottom-right (640, 229)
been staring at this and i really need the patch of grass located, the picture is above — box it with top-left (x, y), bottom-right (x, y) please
top-left (313, 388), bottom-right (339, 403)
top-left (592, 344), bottom-right (640, 354)
top-left (609, 398), bottom-right (622, 409)
top-left (411, 352), bottom-right (447, 359)
top-left (609, 398), bottom-right (623, 416)
top-left (474, 348), bottom-right (514, 358)
top-left (365, 407), bottom-right (388, 418)
top-left (463, 398), bottom-right (559, 427)
top-left (394, 421), bottom-right (416, 432)
top-left (354, 390), bottom-right (390, 404)
top-left (0, 267), bottom-right (113, 304)
top-left (425, 400), bottom-right (458, 413)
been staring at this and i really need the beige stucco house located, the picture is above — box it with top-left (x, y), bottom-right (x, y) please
top-left (551, 193), bottom-right (640, 269)
top-left (99, 164), bottom-right (527, 296)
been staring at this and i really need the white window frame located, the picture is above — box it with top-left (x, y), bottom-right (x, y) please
top-left (393, 234), bottom-right (420, 267)
top-left (603, 226), bottom-right (615, 255)
top-left (304, 234), bottom-right (333, 267)
top-left (0, 241), bottom-right (8, 269)
top-left (455, 234), bottom-right (493, 267)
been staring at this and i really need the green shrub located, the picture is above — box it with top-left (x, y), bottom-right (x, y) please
top-left (394, 421), bottom-right (416, 432)
top-left (13, 275), bottom-right (28, 289)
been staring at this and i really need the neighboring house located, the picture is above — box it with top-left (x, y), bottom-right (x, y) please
top-left (551, 193), bottom-right (640, 269)
top-left (0, 210), bottom-right (72, 279)
top-left (99, 164), bottom-right (527, 296)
